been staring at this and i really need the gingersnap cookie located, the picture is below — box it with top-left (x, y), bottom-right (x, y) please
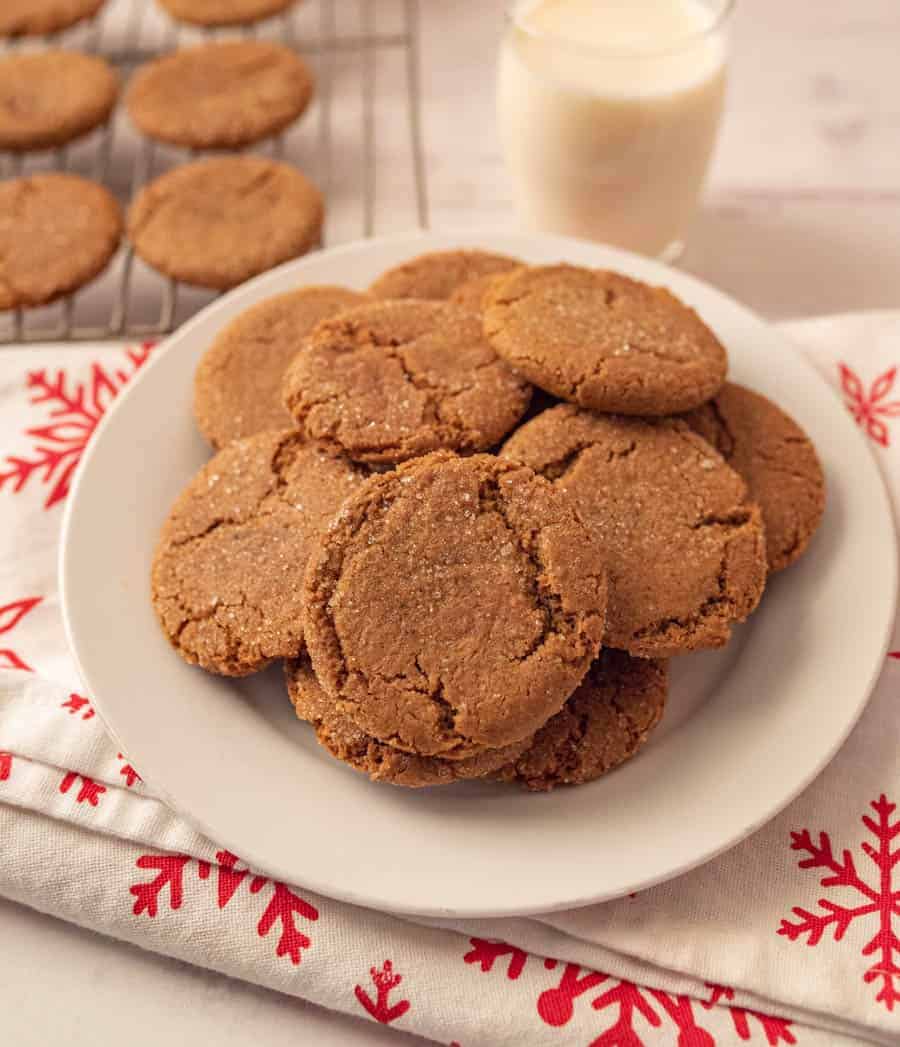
top-left (369, 249), bottom-right (519, 302)
top-left (0, 173), bottom-right (122, 310)
top-left (194, 285), bottom-right (369, 450)
top-left (286, 656), bottom-right (531, 788)
top-left (449, 271), bottom-right (512, 315)
top-left (152, 430), bottom-right (368, 676)
top-left (283, 300), bottom-right (532, 464)
top-left (496, 650), bottom-right (667, 791)
top-left (682, 383), bottom-right (826, 573)
top-left (484, 265), bottom-right (728, 415)
top-left (128, 156), bottom-right (323, 291)
top-left (126, 41), bottom-right (314, 150)
top-left (501, 405), bottom-right (767, 658)
top-left (156, 0), bottom-right (295, 26)
top-left (0, 51), bottom-right (118, 152)
top-left (303, 451), bottom-right (608, 758)
top-left (0, 0), bottom-right (104, 36)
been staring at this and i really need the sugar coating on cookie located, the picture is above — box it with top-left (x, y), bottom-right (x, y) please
top-left (282, 299), bottom-right (532, 464)
top-left (484, 264), bottom-right (728, 415)
top-left (152, 431), bottom-right (369, 676)
top-left (0, 173), bottom-right (122, 310)
top-left (501, 405), bottom-right (767, 657)
top-left (682, 382), bottom-right (826, 573)
top-left (126, 41), bottom-right (314, 149)
top-left (0, 51), bottom-right (118, 152)
top-left (285, 656), bottom-right (530, 788)
top-left (194, 285), bottom-right (370, 450)
top-left (127, 156), bottom-right (323, 290)
top-left (369, 249), bottom-right (519, 302)
top-left (302, 452), bottom-right (608, 758)
top-left (0, 0), bottom-right (104, 36)
top-left (157, 0), bottom-right (295, 26)
top-left (495, 649), bottom-right (667, 791)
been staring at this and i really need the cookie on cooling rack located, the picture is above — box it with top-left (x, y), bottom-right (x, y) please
top-left (0, 0), bottom-right (105, 36)
top-left (156, 0), bottom-right (297, 26)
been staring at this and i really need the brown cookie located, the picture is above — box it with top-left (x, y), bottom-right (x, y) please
top-left (285, 655), bottom-right (531, 788)
top-left (152, 430), bottom-right (368, 676)
top-left (194, 285), bottom-right (369, 450)
top-left (128, 156), bottom-right (323, 291)
top-left (126, 41), bottom-right (314, 150)
top-left (282, 300), bottom-right (532, 464)
top-left (682, 382), bottom-right (826, 573)
top-left (0, 173), bottom-right (122, 310)
top-left (449, 271), bottom-right (513, 315)
top-left (156, 0), bottom-right (295, 26)
top-left (501, 405), bottom-right (767, 657)
top-left (0, 0), bottom-right (104, 36)
top-left (496, 649), bottom-right (667, 791)
top-left (484, 265), bottom-right (728, 415)
top-left (370, 249), bottom-right (519, 302)
top-left (0, 51), bottom-right (118, 152)
top-left (302, 451), bottom-right (608, 758)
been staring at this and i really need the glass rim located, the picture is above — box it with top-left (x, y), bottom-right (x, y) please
top-left (506, 0), bottom-right (736, 60)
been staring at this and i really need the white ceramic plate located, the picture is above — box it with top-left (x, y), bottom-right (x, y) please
top-left (60, 231), bottom-right (897, 918)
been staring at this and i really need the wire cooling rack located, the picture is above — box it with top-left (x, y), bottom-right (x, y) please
top-left (0, 0), bottom-right (428, 344)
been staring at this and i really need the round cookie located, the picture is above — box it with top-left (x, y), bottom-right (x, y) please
top-left (156, 0), bottom-right (295, 26)
top-left (127, 156), bottom-right (323, 291)
top-left (152, 430), bottom-right (368, 676)
top-left (0, 174), bottom-right (122, 310)
top-left (501, 405), bottom-right (767, 658)
top-left (283, 299), bottom-right (531, 464)
top-left (0, 51), bottom-right (118, 152)
top-left (369, 249), bottom-right (519, 302)
top-left (682, 382), bottom-right (826, 573)
top-left (302, 451), bottom-right (608, 758)
top-left (126, 41), bottom-right (314, 150)
top-left (449, 271), bottom-right (512, 315)
top-left (284, 299), bottom-right (531, 462)
top-left (0, 0), bottom-right (105, 36)
top-left (194, 285), bottom-right (369, 450)
top-left (286, 656), bottom-right (530, 788)
top-left (484, 264), bottom-right (728, 415)
top-left (496, 649), bottom-right (667, 791)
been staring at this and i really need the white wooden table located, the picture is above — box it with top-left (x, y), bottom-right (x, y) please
top-left (4, 1), bottom-right (898, 1043)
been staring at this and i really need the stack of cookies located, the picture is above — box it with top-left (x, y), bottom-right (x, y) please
top-left (152, 249), bottom-right (826, 791)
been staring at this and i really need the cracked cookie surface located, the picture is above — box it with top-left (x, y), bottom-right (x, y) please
top-left (369, 249), bottom-right (519, 302)
top-left (126, 41), bottom-right (314, 149)
top-left (0, 173), bottom-right (121, 310)
top-left (682, 382), bottom-right (826, 573)
top-left (0, 50), bottom-right (118, 151)
top-left (157, 0), bottom-right (295, 26)
top-left (0, 0), bottom-right (104, 36)
top-left (302, 452), bottom-right (608, 758)
top-left (194, 284), bottom-right (369, 449)
top-left (484, 264), bottom-right (728, 415)
top-left (501, 405), bottom-right (767, 657)
top-left (285, 655), bottom-right (531, 787)
top-left (152, 430), bottom-right (368, 676)
top-left (495, 649), bottom-right (667, 791)
top-left (282, 299), bottom-right (531, 464)
top-left (127, 156), bottom-right (323, 290)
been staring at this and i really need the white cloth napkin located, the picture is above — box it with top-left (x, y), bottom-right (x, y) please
top-left (3, 315), bottom-right (900, 1046)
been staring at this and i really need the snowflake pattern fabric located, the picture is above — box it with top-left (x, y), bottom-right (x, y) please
top-left (1, 319), bottom-right (900, 1046)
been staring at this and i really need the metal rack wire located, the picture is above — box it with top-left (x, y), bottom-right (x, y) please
top-left (0, 0), bottom-right (429, 344)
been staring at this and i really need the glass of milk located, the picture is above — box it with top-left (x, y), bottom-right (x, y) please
top-left (497, 0), bottom-right (733, 260)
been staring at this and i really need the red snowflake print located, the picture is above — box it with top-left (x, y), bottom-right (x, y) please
top-left (0, 343), bottom-right (155, 509)
top-left (117, 753), bottom-right (142, 788)
top-left (839, 363), bottom-right (900, 448)
top-left (778, 794), bottom-right (900, 1011)
top-left (129, 849), bottom-right (318, 965)
top-left (61, 693), bottom-right (95, 720)
top-left (0, 752), bottom-right (12, 781)
top-left (463, 939), bottom-right (796, 1045)
top-left (354, 960), bottom-right (412, 1025)
top-left (0, 595), bottom-right (42, 671)
top-left (59, 771), bottom-right (106, 807)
